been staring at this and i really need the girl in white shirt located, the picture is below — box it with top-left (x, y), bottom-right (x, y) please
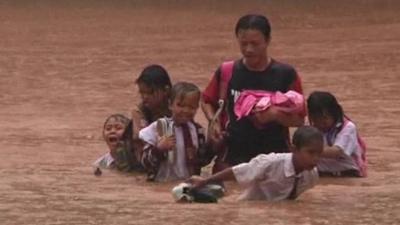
top-left (307, 91), bottom-right (367, 177)
top-left (139, 82), bottom-right (214, 182)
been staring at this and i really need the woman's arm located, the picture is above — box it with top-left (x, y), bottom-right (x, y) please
top-left (201, 99), bottom-right (225, 144)
top-left (131, 108), bottom-right (148, 141)
top-left (201, 99), bottom-right (217, 123)
top-left (252, 106), bottom-right (305, 127)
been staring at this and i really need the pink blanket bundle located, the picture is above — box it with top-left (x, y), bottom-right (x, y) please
top-left (234, 90), bottom-right (305, 120)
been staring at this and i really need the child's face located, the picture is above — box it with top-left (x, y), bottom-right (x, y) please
top-left (309, 113), bottom-right (335, 132)
top-left (169, 92), bottom-right (200, 125)
top-left (103, 117), bottom-right (126, 151)
top-left (138, 82), bottom-right (168, 110)
top-left (293, 140), bottom-right (323, 171)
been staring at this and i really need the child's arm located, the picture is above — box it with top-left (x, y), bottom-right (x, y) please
top-left (322, 122), bottom-right (359, 159)
top-left (321, 146), bottom-right (345, 158)
top-left (156, 135), bottom-right (176, 151)
top-left (189, 154), bottom-right (273, 189)
top-left (139, 122), bottom-right (176, 179)
top-left (188, 167), bottom-right (236, 189)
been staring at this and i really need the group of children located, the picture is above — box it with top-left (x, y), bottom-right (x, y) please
top-left (94, 13), bottom-right (367, 202)
top-left (93, 63), bottom-right (367, 202)
top-left (94, 65), bottom-right (215, 182)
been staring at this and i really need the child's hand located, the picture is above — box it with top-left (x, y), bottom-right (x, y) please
top-left (94, 167), bottom-right (102, 176)
top-left (187, 175), bottom-right (207, 189)
top-left (156, 135), bottom-right (176, 151)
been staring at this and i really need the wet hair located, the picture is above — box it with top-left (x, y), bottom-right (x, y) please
top-left (235, 14), bottom-right (271, 40)
top-left (307, 91), bottom-right (344, 124)
top-left (170, 81), bottom-right (200, 104)
top-left (292, 126), bottom-right (323, 149)
top-left (103, 114), bottom-right (130, 130)
top-left (135, 64), bottom-right (172, 92)
top-left (103, 114), bottom-right (132, 145)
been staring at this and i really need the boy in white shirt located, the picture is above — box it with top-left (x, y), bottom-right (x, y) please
top-left (188, 126), bottom-right (323, 201)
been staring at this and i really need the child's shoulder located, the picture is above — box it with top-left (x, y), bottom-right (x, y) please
top-left (93, 152), bottom-right (114, 169)
top-left (344, 119), bottom-right (357, 128)
top-left (340, 119), bottom-right (358, 133)
top-left (255, 152), bottom-right (291, 163)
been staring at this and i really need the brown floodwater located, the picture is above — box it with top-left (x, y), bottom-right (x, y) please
top-left (1, 0), bottom-right (400, 224)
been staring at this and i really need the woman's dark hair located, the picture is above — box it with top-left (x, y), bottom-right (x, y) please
top-left (235, 14), bottom-right (271, 40)
top-left (292, 126), bottom-right (323, 149)
top-left (307, 91), bottom-right (344, 124)
top-left (135, 64), bottom-right (172, 91)
top-left (170, 82), bottom-right (200, 104)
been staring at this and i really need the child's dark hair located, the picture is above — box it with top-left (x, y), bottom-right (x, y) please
top-left (135, 64), bottom-right (172, 91)
top-left (307, 91), bottom-right (344, 124)
top-left (292, 126), bottom-right (323, 149)
top-left (103, 114), bottom-right (130, 130)
top-left (170, 82), bottom-right (200, 104)
top-left (235, 14), bottom-right (271, 40)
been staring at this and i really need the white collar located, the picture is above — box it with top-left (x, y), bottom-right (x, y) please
top-left (284, 153), bottom-right (299, 178)
top-left (283, 153), bottom-right (303, 177)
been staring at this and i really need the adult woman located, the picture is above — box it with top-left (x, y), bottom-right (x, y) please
top-left (202, 14), bottom-right (305, 171)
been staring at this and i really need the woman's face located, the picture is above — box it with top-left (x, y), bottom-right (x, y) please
top-left (237, 28), bottom-right (269, 68)
top-left (137, 82), bottom-right (168, 110)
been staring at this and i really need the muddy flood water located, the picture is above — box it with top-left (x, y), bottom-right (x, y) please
top-left (1, 0), bottom-right (400, 224)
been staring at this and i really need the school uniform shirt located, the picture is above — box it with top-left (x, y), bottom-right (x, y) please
top-left (232, 153), bottom-right (318, 201)
top-left (93, 152), bottom-right (115, 169)
top-left (317, 120), bottom-right (361, 173)
top-left (139, 119), bottom-right (199, 182)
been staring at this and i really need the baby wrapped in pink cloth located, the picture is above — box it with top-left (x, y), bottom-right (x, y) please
top-left (234, 90), bottom-right (304, 120)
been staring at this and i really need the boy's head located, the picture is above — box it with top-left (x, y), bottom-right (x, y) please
top-left (169, 82), bottom-right (200, 125)
top-left (235, 14), bottom-right (271, 69)
top-left (136, 64), bottom-right (172, 110)
top-left (307, 91), bottom-right (344, 132)
top-left (103, 114), bottom-right (130, 151)
top-left (291, 126), bottom-right (324, 171)
top-left (235, 14), bottom-right (271, 41)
